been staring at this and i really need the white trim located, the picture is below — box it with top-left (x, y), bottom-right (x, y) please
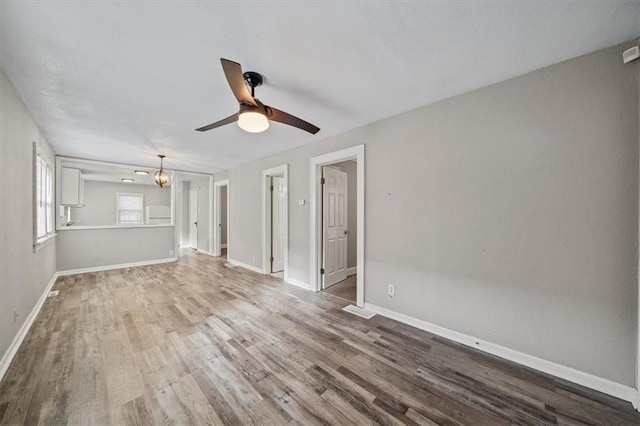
top-left (196, 249), bottom-right (215, 257)
top-left (285, 278), bottom-right (314, 291)
top-left (57, 224), bottom-right (175, 231)
top-left (213, 179), bottom-right (229, 257)
top-left (34, 233), bottom-right (57, 252)
top-left (227, 258), bottom-right (263, 274)
top-left (209, 176), bottom-right (214, 255)
top-left (34, 143), bottom-right (55, 243)
top-left (346, 266), bottom-right (357, 277)
top-left (364, 302), bottom-right (638, 404)
top-left (262, 164), bottom-right (289, 280)
top-left (0, 271), bottom-right (59, 383)
top-left (220, 244), bottom-right (228, 249)
top-left (172, 174), bottom-right (179, 257)
top-left (57, 257), bottom-right (177, 276)
top-left (310, 145), bottom-right (365, 307)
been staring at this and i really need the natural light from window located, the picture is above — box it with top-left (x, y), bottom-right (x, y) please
top-left (34, 144), bottom-right (54, 244)
top-left (117, 193), bottom-right (144, 225)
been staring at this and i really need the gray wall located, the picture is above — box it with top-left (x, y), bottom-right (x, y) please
top-left (332, 161), bottom-right (357, 270)
top-left (0, 70), bottom-right (57, 365)
top-left (56, 227), bottom-right (175, 271)
top-left (72, 180), bottom-right (170, 226)
top-left (226, 42), bottom-right (639, 386)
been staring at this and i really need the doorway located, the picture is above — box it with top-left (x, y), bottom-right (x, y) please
top-left (188, 188), bottom-right (198, 249)
top-left (174, 172), bottom-right (213, 259)
top-left (213, 179), bottom-right (229, 258)
top-left (262, 165), bottom-right (288, 279)
top-left (310, 145), bottom-right (365, 307)
top-left (320, 162), bottom-right (358, 303)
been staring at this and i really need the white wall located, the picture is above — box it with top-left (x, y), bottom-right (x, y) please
top-left (0, 70), bottom-right (57, 366)
top-left (226, 42), bottom-right (639, 386)
top-left (71, 180), bottom-right (170, 226)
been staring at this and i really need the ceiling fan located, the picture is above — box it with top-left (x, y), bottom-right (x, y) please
top-left (196, 59), bottom-right (320, 135)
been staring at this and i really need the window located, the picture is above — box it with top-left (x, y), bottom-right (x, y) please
top-left (117, 193), bottom-right (144, 224)
top-left (34, 143), bottom-right (54, 244)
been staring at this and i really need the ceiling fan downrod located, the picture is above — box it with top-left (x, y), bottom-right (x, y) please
top-left (243, 71), bottom-right (263, 98)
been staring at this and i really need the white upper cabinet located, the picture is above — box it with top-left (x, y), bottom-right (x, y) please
top-left (60, 167), bottom-right (84, 206)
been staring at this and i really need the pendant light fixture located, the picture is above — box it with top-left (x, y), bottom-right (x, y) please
top-left (153, 154), bottom-right (173, 188)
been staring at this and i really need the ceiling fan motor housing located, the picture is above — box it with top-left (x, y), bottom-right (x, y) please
top-left (243, 71), bottom-right (263, 89)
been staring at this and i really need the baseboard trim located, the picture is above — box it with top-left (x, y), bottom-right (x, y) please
top-left (196, 249), bottom-right (215, 257)
top-left (364, 303), bottom-right (637, 404)
top-left (0, 271), bottom-right (59, 383)
top-left (346, 266), bottom-right (357, 277)
top-left (57, 257), bottom-right (177, 276)
top-left (285, 278), bottom-right (314, 291)
top-left (221, 244), bottom-right (228, 249)
top-left (227, 258), bottom-right (264, 274)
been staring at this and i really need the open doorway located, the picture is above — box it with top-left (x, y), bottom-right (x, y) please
top-left (320, 160), bottom-right (357, 303)
top-left (310, 145), bottom-right (365, 307)
top-left (262, 165), bottom-right (288, 280)
top-left (213, 179), bottom-right (229, 258)
top-left (175, 172), bottom-right (213, 259)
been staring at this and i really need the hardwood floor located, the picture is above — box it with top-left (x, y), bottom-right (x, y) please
top-left (1, 250), bottom-right (638, 425)
top-left (323, 274), bottom-right (357, 304)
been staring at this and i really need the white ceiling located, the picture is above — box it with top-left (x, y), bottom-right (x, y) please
top-left (2, 2), bottom-right (638, 174)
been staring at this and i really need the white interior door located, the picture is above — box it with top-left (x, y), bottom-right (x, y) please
top-left (271, 176), bottom-right (285, 273)
top-left (189, 189), bottom-right (198, 249)
top-left (322, 167), bottom-right (348, 288)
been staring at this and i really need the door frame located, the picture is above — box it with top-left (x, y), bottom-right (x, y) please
top-left (213, 179), bottom-right (229, 257)
top-left (262, 164), bottom-right (289, 279)
top-left (310, 145), bottom-right (365, 307)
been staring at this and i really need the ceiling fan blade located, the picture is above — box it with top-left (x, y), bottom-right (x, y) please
top-left (220, 58), bottom-right (256, 106)
top-left (267, 106), bottom-right (320, 134)
top-left (195, 113), bottom-right (238, 132)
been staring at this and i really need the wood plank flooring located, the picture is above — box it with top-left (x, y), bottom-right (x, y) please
top-left (1, 250), bottom-right (638, 425)
top-left (323, 275), bottom-right (357, 304)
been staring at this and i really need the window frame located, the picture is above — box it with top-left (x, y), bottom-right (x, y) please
top-left (33, 142), bottom-right (56, 249)
top-left (116, 192), bottom-right (145, 225)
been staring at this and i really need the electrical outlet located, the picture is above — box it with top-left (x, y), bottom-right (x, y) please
top-left (169, 249), bottom-right (174, 256)
top-left (252, 256), bottom-right (256, 264)
top-left (13, 310), bottom-right (18, 323)
top-left (388, 284), bottom-right (395, 297)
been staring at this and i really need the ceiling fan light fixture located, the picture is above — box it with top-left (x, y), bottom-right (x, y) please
top-left (237, 109), bottom-right (269, 133)
top-left (153, 154), bottom-right (174, 188)
top-left (195, 59), bottom-right (319, 135)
